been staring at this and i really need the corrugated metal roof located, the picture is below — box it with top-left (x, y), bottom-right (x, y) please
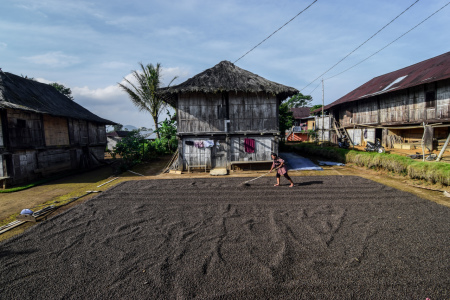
top-left (323, 51), bottom-right (450, 111)
top-left (0, 71), bottom-right (115, 124)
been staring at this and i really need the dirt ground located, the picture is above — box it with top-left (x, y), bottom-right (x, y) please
top-left (1, 176), bottom-right (449, 299)
top-left (1, 152), bottom-right (449, 243)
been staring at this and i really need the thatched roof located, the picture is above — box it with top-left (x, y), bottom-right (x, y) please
top-left (0, 71), bottom-right (114, 124)
top-left (159, 61), bottom-right (298, 106)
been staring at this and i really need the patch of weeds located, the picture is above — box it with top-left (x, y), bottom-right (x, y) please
top-left (284, 143), bottom-right (450, 186)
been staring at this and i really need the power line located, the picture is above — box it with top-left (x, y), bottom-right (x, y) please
top-left (325, 1), bottom-right (450, 81)
top-left (234, 0), bottom-right (318, 64)
top-left (300, 0), bottom-right (420, 92)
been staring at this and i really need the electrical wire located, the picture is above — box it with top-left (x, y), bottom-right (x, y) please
top-left (234, 0), bottom-right (318, 64)
top-left (325, 1), bottom-right (450, 81)
top-left (300, 0), bottom-right (420, 92)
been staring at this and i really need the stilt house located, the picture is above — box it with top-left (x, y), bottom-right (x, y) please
top-left (322, 51), bottom-right (450, 151)
top-left (0, 71), bottom-right (114, 187)
top-left (159, 61), bottom-right (298, 173)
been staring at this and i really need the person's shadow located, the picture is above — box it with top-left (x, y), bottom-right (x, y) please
top-left (296, 180), bottom-right (323, 186)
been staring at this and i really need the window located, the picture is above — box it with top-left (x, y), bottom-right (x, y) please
top-left (217, 105), bottom-right (227, 119)
top-left (425, 91), bottom-right (436, 108)
top-left (16, 119), bottom-right (26, 128)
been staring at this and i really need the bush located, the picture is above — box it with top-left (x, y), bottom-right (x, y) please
top-left (111, 130), bottom-right (147, 169)
top-left (286, 143), bottom-right (450, 186)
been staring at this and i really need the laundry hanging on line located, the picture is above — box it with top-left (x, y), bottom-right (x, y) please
top-left (244, 138), bottom-right (255, 153)
top-left (203, 140), bottom-right (214, 147)
top-left (194, 141), bottom-right (204, 148)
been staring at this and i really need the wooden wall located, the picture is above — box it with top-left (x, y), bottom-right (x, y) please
top-left (0, 155), bottom-right (3, 177)
top-left (178, 92), bottom-right (224, 133)
top-left (67, 119), bottom-right (106, 145)
top-left (180, 136), bottom-right (276, 170)
top-left (6, 109), bottom-right (45, 148)
top-left (43, 115), bottom-right (70, 146)
top-left (230, 136), bottom-right (275, 162)
top-left (228, 92), bottom-right (278, 132)
top-left (68, 119), bottom-right (89, 145)
top-left (2, 109), bottom-right (108, 185)
top-left (182, 138), bottom-right (213, 169)
top-left (178, 91), bottom-right (278, 134)
top-left (0, 113), bottom-right (4, 147)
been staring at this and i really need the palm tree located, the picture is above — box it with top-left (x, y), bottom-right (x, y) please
top-left (118, 62), bottom-right (177, 139)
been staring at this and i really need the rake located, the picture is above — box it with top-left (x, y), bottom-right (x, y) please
top-left (238, 166), bottom-right (279, 186)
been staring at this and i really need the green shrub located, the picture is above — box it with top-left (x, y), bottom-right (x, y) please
top-left (285, 143), bottom-right (449, 186)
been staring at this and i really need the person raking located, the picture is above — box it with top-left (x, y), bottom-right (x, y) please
top-left (269, 153), bottom-right (294, 187)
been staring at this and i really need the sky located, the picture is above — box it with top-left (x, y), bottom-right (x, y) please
top-left (1, 0), bottom-right (449, 130)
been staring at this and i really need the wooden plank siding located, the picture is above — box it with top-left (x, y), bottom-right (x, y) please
top-left (177, 92), bottom-right (278, 134)
top-left (43, 115), bottom-right (70, 146)
top-left (6, 109), bottom-right (45, 149)
top-left (0, 113), bottom-right (3, 147)
top-left (336, 78), bottom-right (450, 127)
top-left (229, 92), bottom-right (278, 133)
top-left (230, 136), bottom-right (274, 162)
top-left (176, 91), bottom-right (280, 171)
top-left (1, 109), bottom-right (108, 185)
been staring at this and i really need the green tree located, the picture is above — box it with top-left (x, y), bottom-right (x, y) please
top-left (310, 104), bottom-right (323, 115)
top-left (118, 62), bottom-right (177, 139)
top-left (153, 111), bottom-right (177, 153)
top-left (279, 102), bottom-right (294, 138)
top-left (113, 124), bottom-right (124, 131)
top-left (50, 82), bottom-right (74, 101)
top-left (111, 130), bottom-right (146, 169)
top-left (283, 93), bottom-right (312, 108)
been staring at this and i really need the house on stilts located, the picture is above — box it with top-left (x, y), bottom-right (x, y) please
top-left (159, 61), bottom-right (298, 174)
top-left (321, 51), bottom-right (450, 152)
top-left (0, 71), bottom-right (115, 188)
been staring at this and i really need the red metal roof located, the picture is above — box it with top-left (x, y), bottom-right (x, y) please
top-left (324, 51), bottom-right (450, 110)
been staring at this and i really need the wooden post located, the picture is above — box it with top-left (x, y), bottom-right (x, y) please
top-left (421, 122), bottom-right (426, 162)
top-left (436, 133), bottom-right (450, 162)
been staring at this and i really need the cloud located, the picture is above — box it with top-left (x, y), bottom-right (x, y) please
top-left (100, 61), bottom-right (131, 70)
top-left (22, 51), bottom-right (81, 68)
top-left (73, 84), bottom-right (122, 102)
top-left (35, 77), bottom-right (53, 84)
top-left (161, 67), bottom-right (190, 86)
top-left (68, 66), bottom-right (188, 128)
top-left (0, 42), bottom-right (7, 50)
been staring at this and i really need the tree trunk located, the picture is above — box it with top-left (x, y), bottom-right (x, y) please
top-left (152, 114), bottom-right (160, 139)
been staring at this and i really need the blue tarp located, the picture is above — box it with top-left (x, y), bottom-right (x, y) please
top-left (318, 161), bottom-right (345, 166)
top-left (279, 152), bottom-right (323, 171)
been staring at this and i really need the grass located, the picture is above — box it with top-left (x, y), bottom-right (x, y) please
top-left (285, 143), bottom-right (450, 186)
top-left (0, 172), bottom-right (78, 193)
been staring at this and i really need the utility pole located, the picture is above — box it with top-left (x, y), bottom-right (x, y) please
top-left (321, 78), bottom-right (324, 147)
